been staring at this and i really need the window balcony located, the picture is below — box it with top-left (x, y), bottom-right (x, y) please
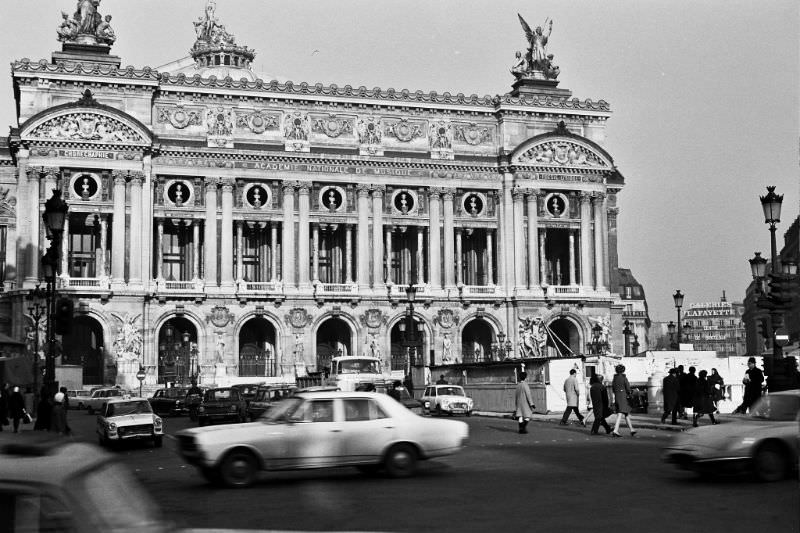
top-left (57, 276), bottom-right (111, 291)
top-left (155, 278), bottom-right (205, 293)
top-left (314, 282), bottom-right (359, 295)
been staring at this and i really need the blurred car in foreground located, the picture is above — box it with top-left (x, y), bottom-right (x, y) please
top-left (176, 390), bottom-right (469, 487)
top-left (197, 387), bottom-right (247, 426)
top-left (662, 389), bottom-right (800, 481)
top-left (149, 387), bottom-right (191, 416)
top-left (245, 384), bottom-right (297, 421)
top-left (66, 389), bottom-right (92, 410)
top-left (97, 396), bottom-right (164, 448)
top-left (0, 433), bottom-right (174, 532)
top-left (420, 385), bottom-right (474, 416)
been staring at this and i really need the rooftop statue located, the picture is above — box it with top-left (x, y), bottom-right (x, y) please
top-left (193, 0), bottom-right (236, 46)
top-left (513, 14), bottom-right (560, 81)
top-left (56, 0), bottom-right (116, 46)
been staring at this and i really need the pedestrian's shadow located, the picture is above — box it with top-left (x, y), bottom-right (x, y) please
top-left (487, 424), bottom-right (521, 433)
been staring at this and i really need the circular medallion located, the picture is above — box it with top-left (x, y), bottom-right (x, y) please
top-left (462, 193), bottom-right (484, 216)
top-left (546, 194), bottom-right (567, 217)
top-left (245, 185), bottom-right (270, 208)
top-left (166, 181), bottom-right (192, 206)
top-left (321, 187), bottom-right (344, 212)
top-left (393, 190), bottom-right (416, 214)
top-left (72, 174), bottom-right (99, 200)
top-left (249, 115), bottom-right (266, 133)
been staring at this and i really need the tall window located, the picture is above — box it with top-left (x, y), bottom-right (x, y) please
top-left (161, 225), bottom-right (191, 281)
top-left (242, 225), bottom-right (268, 282)
top-left (68, 216), bottom-right (102, 278)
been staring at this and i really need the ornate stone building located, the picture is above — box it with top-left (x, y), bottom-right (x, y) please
top-left (0, 3), bottom-right (639, 389)
top-left (683, 293), bottom-right (747, 357)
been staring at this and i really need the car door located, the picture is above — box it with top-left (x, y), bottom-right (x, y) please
top-left (340, 398), bottom-right (395, 463)
top-left (277, 398), bottom-right (344, 469)
top-left (149, 390), bottom-right (164, 414)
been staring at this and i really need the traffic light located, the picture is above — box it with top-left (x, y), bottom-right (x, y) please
top-left (767, 274), bottom-right (791, 306)
top-left (54, 297), bottom-right (74, 335)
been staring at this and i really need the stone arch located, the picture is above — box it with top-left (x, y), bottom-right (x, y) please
top-left (540, 311), bottom-right (588, 358)
top-left (311, 312), bottom-right (359, 374)
top-left (386, 312), bottom-right (432, 369)
top-left (231, 310), bottom-right (284, 370)
top-left (61, 313), bottom-right (106, 385)
top-left (458, 317), bottom-right (498, 363)
top-left (235, 314), bottom-right (281, 377)
top-left (151, 311), bottom-right (206, 385)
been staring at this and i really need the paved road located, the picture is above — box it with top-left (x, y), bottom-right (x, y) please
top-left (62, 410), bottom-right (798, 533)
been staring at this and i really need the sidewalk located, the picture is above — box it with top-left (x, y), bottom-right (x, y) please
top-left (474, 409), bottom-right (739, 432)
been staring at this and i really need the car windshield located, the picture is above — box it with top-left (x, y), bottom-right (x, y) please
top-left (749, 394), bottom-right (800, 421)
top-left (106, 401), bottom-right (152, 417)
top-left (165, 388), bottom-right (187, 398)
top-left (337, 359), bottom-right (381, 374)
top-left (438, 386), bottom-right (465, 396)
top-left (205, 389), bottom-right (233, 401)
top-left (261, 397), bottom-right (305, 422)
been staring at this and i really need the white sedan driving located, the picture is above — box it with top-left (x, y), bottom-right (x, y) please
top-left (176, 390), bottom-right (469, 487)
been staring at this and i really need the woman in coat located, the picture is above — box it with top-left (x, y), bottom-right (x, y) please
top-left (8, 386), bottom-right (26, 433)
top-left (514, 371), bottom-right (535, 434)
top-left (692, 370), bottom-right (718, 427)
top-left (708, 368), bottom-right (724, 412)
top-left (611, 365), bottom-right (636, 437)
top-left (50, 392), bottom-right (68, 435)
top-left (588, 375), bottom-right (612, 435)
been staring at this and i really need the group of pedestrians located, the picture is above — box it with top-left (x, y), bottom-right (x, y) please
top-left (661, 364), bottom-right (730, 426)
top-left (0, 383), bottom-right (70, 435)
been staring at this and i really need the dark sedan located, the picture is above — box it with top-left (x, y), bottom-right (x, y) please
top-left (245, 384), bottom-right (297, 421)
top-left (148, 387), bottom-right (191, 417)
top-left (197, 387), bottom-right (247, 426)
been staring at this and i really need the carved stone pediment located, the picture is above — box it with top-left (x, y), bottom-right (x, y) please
top-left (515, 139), bottom-right (610, 168)
top-left (25, 111), bottom-right (148, 145)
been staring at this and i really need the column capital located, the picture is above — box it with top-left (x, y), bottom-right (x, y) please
top-left (592, 192), bottom-right (607, 202)
top-left (220, 177), bottom-right (236, 192)
top-left (111, 172), bottom-right (127, 186)
top-left (40, 166), bottom-right (61, 179)
top-left (607, 206), bottom-right (620, 218)
top-left (526, 188), bottom-right (541, 200)
top-left (356, 184), bottom-right (371, 197)
top-left (205, 177), bottom-right (222, 188)
top-left (578, 191), bottom-right (592, 203)
top-left (442, 187), bottom-right (456, 201)
top-left (428, 186), bottom-right (444, 199)
top-left (371, 185), bottom-right (386, 198)
top-left (511, 187), bottom-right (526, 202)
top-left (128, 171), bottom-right (145, 185)
top-left (297, 181), bottom-right (312, 195)
top-left (281, 180), bottom-right (297, 193)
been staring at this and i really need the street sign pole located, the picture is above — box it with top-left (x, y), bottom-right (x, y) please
top-left (136, 366), bottom-right (146, 398)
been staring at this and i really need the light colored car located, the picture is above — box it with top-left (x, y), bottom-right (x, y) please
top-left (420, 385), bottom-right (474, 416)
top-left (96, 396), bottom-right (164, 448)
top-left (85, 387), bottom-right (129, 414)
top-left (176, 390), bottom-right (469, 487)
top-left (662, 389), bottom-right (800, 482)
top-left (66, 389), bottom-right (92, 410)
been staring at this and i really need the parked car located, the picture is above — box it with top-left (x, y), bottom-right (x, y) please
top-left (662, 389), bottom-right (800, 481)
top-left (246, 384), bottom-right (297, 421)
top-left (186, 386), bottom-right (210, 421)
top-left (176, 390), bottom-right (469, 487)
top-left (390, 385), bottom-right (424, 415)
top-left (0, 432), bottom-right (176, 532)
top-left (196, 387), bottom-right (247, 426)
top-left (230, 383), bottom-right (262, 406)
top-left (420, 385), bottom-right (474, 416)
top-left (96, 396), bottom-right (164, 449)
top-left (148, 387), bottom-right (191, 416)
top-left (66, 389), bottom-right (92, 410)
top-left (85, 387), bottom-right (129, 414)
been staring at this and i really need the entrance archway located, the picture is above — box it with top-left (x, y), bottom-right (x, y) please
top-left (461, 319), bottom-right (493, 363)
top-left (316, 318), bottom-right (352, 374)
top-left (157, 318), bottom-right (198, 385)
top-left (544, 318), bottom-right (581, 357)
top-left (61, 316), bottom-right (104, 385)
top-left (239, 317), bottom-right (277, 377)
top-left (390, 318), bottom-right (426, 370)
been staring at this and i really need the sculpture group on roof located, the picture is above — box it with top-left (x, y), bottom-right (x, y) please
top-left (512, 13), bottom-right (560, 81)
top-left (193, 0), bottom-right (236, 46)
top-left (57, 0), bottom-right (116, 45)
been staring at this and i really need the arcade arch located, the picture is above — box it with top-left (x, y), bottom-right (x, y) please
top-left (238, 316), bottom-right (277, 377)
top-left (61, 315), bottom-right (105, 385)
top-left (315, 317), bottom-right (352, 374)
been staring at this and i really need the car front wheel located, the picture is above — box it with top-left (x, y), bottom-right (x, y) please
top-left (384, 444), bottom-right (418, 478)
top-left (219, 450), bottom-right (259, 488)
top-left (753, 442), bottom-right (788, 482)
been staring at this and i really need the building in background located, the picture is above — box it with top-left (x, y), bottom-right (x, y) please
top-left (616, 268), bottom-right (650, 354)
top-left (0, 4), bottom-right (640, 389)
top-left (683, 293), bottom-right (746, 357)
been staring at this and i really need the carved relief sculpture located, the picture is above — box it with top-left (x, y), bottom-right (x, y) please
top-left (57, 0), bottom-right (116, 46)
top-left (384, 119), bottom-right (424, 142)
top-left (519, 316), bottom-right (547, 358)
top-left (206, 106), bottom-right (234, 148)
top-left (111, 313), bottom-right (143, 361)
top-left (513, 14), bottom-right (560, 81)
top-left (312, 115), bottom-right (354, 138)
top-left (357, 117), bottom-right (383, 155)
top-left (454, 123), bottom-right (492, 146)
top-left (516, 140), bottom-right (606, 168)
top-left (236, 110), bottom-right (279, 134)
top-left (157, 105), bottom-right (202, 129)
top-left (29, 113), bottom-right (144, 144)
top-left (283, 112), bottom-right (310, 152)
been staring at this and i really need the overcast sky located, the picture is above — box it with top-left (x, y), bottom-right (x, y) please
top-left (1, 0), bottom-right (798, 321)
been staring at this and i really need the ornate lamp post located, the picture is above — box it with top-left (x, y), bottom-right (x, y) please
top-left (400, 284), bottom-right (422, 366)
top-left (760, 186), bottom-right (783, 271)
top-left (41, 189), bottom-right (68, 395)
top-left (667, 321), bottom-right (676, 349)
top-left (26, 284), bottom-right (48, 411)
top-left (622, 320), bottom-right (632, 356)
top-left (672, 290), bottom-right (684, 346)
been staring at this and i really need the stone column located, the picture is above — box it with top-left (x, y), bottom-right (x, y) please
top-left (297, 182), bottom-right (311, 288)
top-left (371, 186), bottom-right (384, 289)
top-left (455, 228), bottom-right (463, 286)
top-left (568, 230), bottom-right (576, 285)
top-left (579, 192), bottom-right (592, 287)
top-left (235, 220), bottom-right (244, 282)
top-left (192, 220), bottom-right (200, 280)
top-left (539, 232), bottom-right (546, 285)
top-left (98, 215), bottom-right (108, 277)
top-left (345, 224), bottom-right (353, 283)
top-left (312, 223), bottom-right (320, 283)
top-left (501, 178), bottom-right (515, 293)
top-left (25, 168), bottom-right (41, 284)
top-left (416, 226), bottom-right (424, 285)
top-left (428, 188), bottom-right (442, 290)
top-left (526, 190), bottom-right (540, 287)
top-left (220, 178), bottom-right (235, 289)
top-left (356, 185), bottom-right (370, 289)
top-left (111, 173), bottom-right (126, 283)
top-left (128, 173), bottom-right (144, 285)
top-left (61, 215), bottom-right (70, 276)
top-left (12, 149), bottom-right (30, 287)
top-left (270, 222), bottom-right (278, 282)
top-left (281, 183), bottom-right (296, 287)
top-left (442, 188), bottom-right (455, 288)
top-left (385, 226), bottom-right (393, 284)
top-left (593, 193), bottom-right (605, 289)
top-left (204, 178), bottom-right (219, 288)
top-left (156, 219), bottom-right (164, 279)
top-left (601, 195), bottom-right (610, 289)
top-left (512, 188), bottom-right (526, 289)
top-left (486, 229), bottom-right (494, 285)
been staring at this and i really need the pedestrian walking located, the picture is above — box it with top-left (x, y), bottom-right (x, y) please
top-left (33, 386), bottom-right (52, 431)
top-left (8, 386), bottom-right (26, 433)
top-left (680, 366), bottom-right (698, 418)
top-left (59, 386), bottom-right (72, 435)
top-left (0, 386), bottom-right (9, 431)
top-left (675, 365), bottom-right (687, 419)
top-left (692, 370), bottom-right (718, 426)
top-left (661, 368), bottom-right (681, 425)
top-left (514, 371), bottom-right (535, 434)
top-left (708, 368), bottom-right (724, 413)
top-left (559, 369), bottom-right (586, 426)
top-left (588, 375), bottom-right (612, 435)
top-left (735, 357), bottom-right (764, 414)
top-left (611, 365), bottom-right (636, 437)
top-left (50, 391), bottom-right (69, 435)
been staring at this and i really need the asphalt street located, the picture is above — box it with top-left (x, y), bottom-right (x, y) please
top-left (54, 410), bottom-right (798, 533)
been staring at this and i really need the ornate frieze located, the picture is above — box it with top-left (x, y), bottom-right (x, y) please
top-left (516, 140), bottom-right (608, 168)
top-left (236, 110), bottom-right (280, 134)
top-left (206, 107), bottom-right (234, 148)
top-left (384, 119), bottom-right (424, 143)
top-left (357, 116), bottom-right (383, 156)
top-left (312, 114), bottom-right (354, 138)
top-left (454, 122), bottom-right (493, 146)
top-left (283, 112), bottom-right (310, 152)
top-left (27, 112), bottom-right (146, 145)
top-left (157, 104), bottom-right (203, 129)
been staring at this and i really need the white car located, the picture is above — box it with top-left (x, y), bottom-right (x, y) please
top-left (65, 389), bottom-right (92, 410)
top-left (96, 396), bottom-right (164, 448)
top-left (176, 390), bottom-right (469, 487)
top-left (662, 389), bottom-right (800, 481)
top-left (420, 385), bottom-right (474, 416)
top-left (85, 387), bottom-right (129, 414)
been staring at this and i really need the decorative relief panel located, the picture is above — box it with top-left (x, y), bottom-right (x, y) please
top-left (27, 112), bottom-right (146, 144)
top-left (236, 110), bottom-right (280, 134)
top-left (516, 140), bottom-right (609, 168)
top-left (384, 118), bottom-right (424, 143)
top-left (157, 104), bottom-right (203, 129)
top-left (454, 122), bottom-right (492, 146)
top-left (357, 116), bottom-right (383, 156)
top-left (283, 112), bottom-right (310, 152)
top-left (0, 188), bottom-right (18, 219)
top-left (206, 107), bottom-right (234, 148)
top-left (429, 120), bottom-right (454, 160)
top-left (312, 114), bottom-right (354, 138)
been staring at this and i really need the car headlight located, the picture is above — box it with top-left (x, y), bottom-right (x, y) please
top-left (198, 406), bottom-right (205, 413)
top-left (154, 417), bottom-right (163, 429)
top-left (423, 401), bottom-right (430, 408)
top-left (107, 422), bottom-right (116, 430)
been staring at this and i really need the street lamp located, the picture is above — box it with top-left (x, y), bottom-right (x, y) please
top-left (400, 284), bottom-right (422, 366)
top-left (41, 189), bottom-right (68, 395)
top-left (622, 320), bottom-right (632, 356)
top-left (26, 284), bottom-right (48, 412)
top-left (667, 321), bottom-right (676, 349)
top-left (760, 186), bottom-right (783, 271)
top-left (672, 290), bottom-right (684, 346)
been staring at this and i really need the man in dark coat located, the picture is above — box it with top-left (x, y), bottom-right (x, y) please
top-left (588, 375), bottom-right (612, 435)
top-left (679, 366), bottom-right (697, 418)
top-left (661, 368), bottom-right (681, 425)
top-left (8, 386), bottom-right (26, 433)
top-left (736, 357), bottom-right (764, 413)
